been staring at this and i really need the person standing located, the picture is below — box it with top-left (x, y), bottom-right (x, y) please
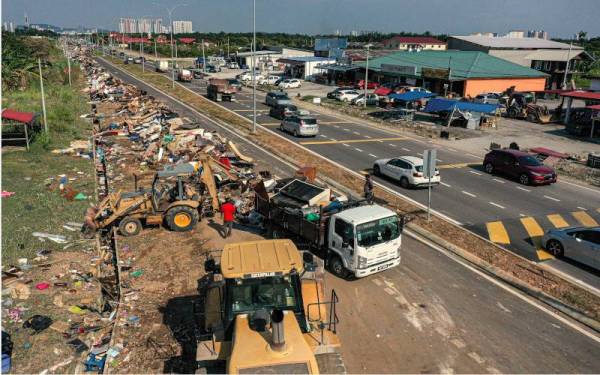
top-left (364, 174), bottom-right (374, 204)
top-left (220, 199), bottom-right (236, 238)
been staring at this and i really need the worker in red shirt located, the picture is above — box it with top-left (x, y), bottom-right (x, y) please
top-left (220, 199), bottom-right (236, 238)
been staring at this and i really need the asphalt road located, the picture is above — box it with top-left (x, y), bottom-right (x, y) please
top-left (127, 60), bottom-right (600, 291)
top-left (97, 57), bottom-right (600, 373)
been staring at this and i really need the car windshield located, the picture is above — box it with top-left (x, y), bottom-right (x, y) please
top-left (229, 275), bottom-right (297, 314)
top-left (519, 155), bottom-right (542, 166)
top-left (356, 215), bottom-right (401, 247)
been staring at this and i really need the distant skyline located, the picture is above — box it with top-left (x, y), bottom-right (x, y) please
top-left (3, 0), bottom-right (600, 38)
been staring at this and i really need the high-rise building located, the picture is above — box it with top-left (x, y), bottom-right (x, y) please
top-left (119, 18), bottom-right (137, 34)
top-left (506, 30), bottom-right (525, 38)
top-left (172, 20), bottom-right (193, 34)
top-left (527, 30), bottom-right (549, 39)
top-left (9, 22), bottom-right (14, 32)
top-left (138, 18), bottom-right (152, 33)
top-left (153, 18), bottom-right (163, 34)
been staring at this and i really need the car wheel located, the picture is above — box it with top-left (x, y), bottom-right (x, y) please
top-left (519, 173), bottom-right (530, 185)
top-left (293, 130), bottom-right (299, 137)
top-left (279, 124), bottom-right (285, 132)
top-left (118, 216), bottom-right (142, 237)
top-left (546, 239), bottom-right (564, 257)
top-left (484, 163), bottom-right (494, 174)
top-left (373, 164), bottom-right (381, 176)
top-left (400, 177), bottom-right (410, 189)
top-left (328, 254), bottom-right (349, 279)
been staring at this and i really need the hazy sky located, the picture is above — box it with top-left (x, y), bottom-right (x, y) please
top-left (3, 0), bottom-right (600, 37)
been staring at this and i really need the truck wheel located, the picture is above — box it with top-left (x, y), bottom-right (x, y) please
top-left (119, 217), bottom-right (142, 237)
top-left (166, 206), bottom-right (199, 232)
top-left (328, 254), bottom-right (349, 279)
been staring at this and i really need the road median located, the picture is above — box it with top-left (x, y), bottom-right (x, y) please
top-left (100, 56), bottom-right (600, 327)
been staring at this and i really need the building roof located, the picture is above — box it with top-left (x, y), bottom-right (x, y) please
top-left (220, 239), bottom-right (303, 279)
top-left (357, 50), bottom-right (547, 80)
top-left (279, 56), bottom-right (334, 63)
top-left (450, 35), bottom-right (583, 50)
top-left (560, 91), bottom-right (600, 100)
top-left (385, 36), bottom-right (446, 45)
top-left (235, 50), bottom-right (281, 57)
top-left (424, 98), bottom-right (499, 114)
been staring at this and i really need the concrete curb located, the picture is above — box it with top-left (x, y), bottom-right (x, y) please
top-left (407, 223), bottom-right (600, 333)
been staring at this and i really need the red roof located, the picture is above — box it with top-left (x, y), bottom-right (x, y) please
top-left (178, 37), bottom-right (195, 44)
top-left (588, 104), bottom-right (600, 110)
top-left (2, 109), bottom-right (35, 124)
top-left (529, 147), bottom-right (568, 159)
top-left (374, 87), bottom-right (393, 96)
top-left (560, 91), bottom-right (600, 100)
top-left (385, 36), bottom-right (446, 45)
top-left (535, 89), bottom-right (573, 95)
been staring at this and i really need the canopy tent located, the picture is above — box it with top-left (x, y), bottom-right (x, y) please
top-left (388, 91), bottom-right (436, 102)
top-left (424, 98), bottom-right (499, 114)
top-left (1, 109), bottom-right (39, 150)
top-left (374, 87), bottom-right (393, 96)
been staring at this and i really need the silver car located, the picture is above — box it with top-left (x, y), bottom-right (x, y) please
top-left (542, 226), bottom-right (600, 269)
top-left (280, 115), bottom-right (319, 137)
top-left (265, 92), bottom-right (292, 107)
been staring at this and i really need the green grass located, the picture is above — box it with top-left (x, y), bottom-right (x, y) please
top-left (2, 71), bottom-right (94, 264)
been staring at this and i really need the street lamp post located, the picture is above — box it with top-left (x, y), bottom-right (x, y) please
top-left (139, 15), bottom-right (152, 74)
top-left (156, 3), bottom-right (187, 88)
top-left (252, 0), bottom-right (257, 134)
top-left (363, 43), bottom-right (372, 107)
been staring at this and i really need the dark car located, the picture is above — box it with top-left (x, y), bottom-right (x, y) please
top-left (483, 149), bottom-right (557, 185)
top-left (269, 104), bottom-right (298, 120)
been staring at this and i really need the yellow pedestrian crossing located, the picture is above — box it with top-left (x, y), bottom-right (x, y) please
top-left (486, 221), bottom-right (510, 244)
top-left (547, 214), bottom-right (569, 228)
top-left (520, 217), bottom-right (554, 261)
top-left (572, 211), bottom-right (599, 227)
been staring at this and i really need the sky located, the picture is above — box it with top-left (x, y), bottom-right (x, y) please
top-left (3, 0), bottom-right (600, 38)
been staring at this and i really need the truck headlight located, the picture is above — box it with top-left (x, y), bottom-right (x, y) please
top-left (357, 256), bottom-right (367, 268)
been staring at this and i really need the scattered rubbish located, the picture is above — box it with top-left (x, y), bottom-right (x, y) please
top-left (1, 191), bottom-right (15, 198)
top-left (129, 270), bottom-right (144, 278)
top-left (10, 283), bottom-right (31, 300)
top-left (32, 232), bottom-right (68, 244)
top-left (2, 331), bottom-right (13, 373)
top-left (67, 338), bottom-right (89, 353)
top-left (68, 305), bottom-right (87, 315)
top-left (35, 282), bottom-right (50, 290)
top-left (49, 321), bottom-right (70, 334)
top-left (36, 249), bottom-right (52, 257)
top-left (84, 352), bottom-right (106, 372)
top-left (17, 258), bottom-right (28, 266)
top-left (74, 192), bottom-right (88, 200)
top-left (22, 315), bottom-right (53, 334)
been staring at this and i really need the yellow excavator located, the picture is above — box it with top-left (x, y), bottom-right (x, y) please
top-left (197, 239), bottom-right (345, 374)
top-left (82, 154), bottom-right (239, 237)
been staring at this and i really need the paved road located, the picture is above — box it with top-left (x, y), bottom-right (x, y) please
top-left (97, 57), bottom-right (600, 373)
top-left (124, 58), bottom-right (600, 292)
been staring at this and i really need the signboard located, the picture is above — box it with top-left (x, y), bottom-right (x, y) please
top-left (422, 67), bottom-right (450, 80)
top-left (423, 149), bottom-right (437, 178)
top-left (381, 64), bottom-right (417, 76)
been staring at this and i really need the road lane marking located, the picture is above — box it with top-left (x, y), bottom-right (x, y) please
top-left (492, 178), bottom-right (505, 184)
top-left (368, 153), bottom-right (378, 158)
top-left (342, 143), bottom-right (350, 147)
top-left (461, 191), bottom-right (476, 197)
top-left (402, 147), bottom-right (411, 151)
top-left (355, 148), bottom-right (363, 152)
top-left (486, 221), bottom-right (510, 245)
top-left (298, 137), bottom-right (406, 145)
top-left (547, 214), bottom-right (569, 228)
top-left (489, 202), bottom-right (505, 209)
top-left (469, 171), bottom-right (482, 176)
top-left (436, 158), bottom-right (443, 162)
top-left (319, 121), bottom-right (350, 125)
top-left (440, 182), bottom-right (451, 187)
top-left (520, 217), bottom-right (554, 261)
top-left (487, 367), bottom-right (501, 374)
top-left (364, 135), bottom-right (372, 138)
top-left (353, 131), bottom-right (360, 135)
top-left (234, 109), bottom-right (269, 112)
top-left (343, 128), bottom-right (350, 131)
top-left (572, 211), bottom-right (598, 227)
top-left (438, 163), bottom-right (474, 169)
top-left (543, 195), bottom-right (560, 202)
top-left (468, 352), bottom-right (485, 365)
top-left (389, 144), bottom-right (397, 147)
top-left (450, 338), bottom-right (466, 349)
top-left (516, 186), bottom-right (531, 192)
top-left (319, 134), bottom-right (327, 138)
top-left (577, 206), bottom-right (587, 211)
top-left (372, 278), bottom-right (382, 286)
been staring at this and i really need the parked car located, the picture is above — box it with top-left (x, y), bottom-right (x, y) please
top-left (227, 79), bottom-right (243, 92)
top-left (356, 80), bottom-right (380, 90)
top-left (280, 115), bottom-right (319, 137)
top-left (258, 75), bottom-right (280, 85)
top-left (265, 92), bottom-right (292, 107)
top-left (483, 149), bottom-right (557, 185)
top-left (227, 62), bottom-right (240, 69)
top-left (351, 93), bottom-right (379, 106)
top-left (474, 93), bottom-right (502, 105)
top-left (192, 69), bottom-right (206, 79)
top-left (278, 79), bottom-right (302, 89)
top-left (206, 65), bottom-right (221, 73)
top-left (543, 227), bottom-right (600, 269)
top-left (327, 87), bottom-right (354, 99)
top-left (238, 72), bottom-right (263, 82)
top-left (373, 156), bottom-right (440, 189)
top-left (336, 89), bottom-right (361, 102)
top-left (133, 57), bottom-right (144, 64)
top-left (396, 86), bottom-right (431, 94)
top-left (124, 56), bottom-right (134, 64)
top-left (269, 104), bottom-right (309, 119)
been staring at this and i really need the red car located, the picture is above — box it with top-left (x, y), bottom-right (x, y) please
top-left (483, 149), bottom-right (557, 185)
top-left (356, 80), bottom-right (380, 90)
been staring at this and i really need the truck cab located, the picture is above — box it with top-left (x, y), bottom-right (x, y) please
top-left (327, 205), bottom-right (402, 278)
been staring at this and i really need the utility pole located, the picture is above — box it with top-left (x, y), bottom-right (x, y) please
top-left (562, 39), bottom-right (573, 89)
top-left (38, 58), bottom-right (48, 133)
top-left (201, 39), bottom-right (206, 73)
top-left (252, 0), bottom-right (257, 134)
top-left (154, 38), bottom-right (157, 58)
top-left (67, 54), bottom-right (72, 86)
top-left (363, 44), bottom-right (371, 107)
top-left (227, 36), bottom-right (230, 57)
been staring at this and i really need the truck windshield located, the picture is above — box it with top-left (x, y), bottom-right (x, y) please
top-left (356, 215), bottom-right (401, 248)
top-left (228, 275), bottom-right (298, 314)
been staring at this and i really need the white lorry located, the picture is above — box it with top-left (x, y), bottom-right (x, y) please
top-left (255, 179), bottom-right (403, 278)
top-left (155, 60), bottom-right (169, 73)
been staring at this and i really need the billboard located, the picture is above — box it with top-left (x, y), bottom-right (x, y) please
top-left (315, 38), bottom-right (348, 52)
top-left (422, 67), bottom-right (450, 80)
top-left (381, 64), bottom-right (417, 76)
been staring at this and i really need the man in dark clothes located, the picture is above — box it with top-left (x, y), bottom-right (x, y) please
top-left (220, 199), bottom-right (236, 238)
top-left (364, 174), bottom-right (374, 204)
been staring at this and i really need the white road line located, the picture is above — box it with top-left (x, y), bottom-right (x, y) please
top-left (329, 138), bottom-right (337, 141)
top-left (364, 135), bottom-right (372, 138)
top-left (436, 159), bottom-right (443, 162)
top-left (440, 182), bottom-right (452, 187)
top-left (489, 202), bottom-right (505, 209)
top-left (492, 178), bottom-right (505, 184)
top-left (368, 153), bottom-right (378, 158)
top-left (450, 338), bottom-right (466, 349)
top-left (516, 186), bottom-right (531, 192)
top-left (319, 134), bottom-right (327, 138)
top-left (462, 191), bottom-right (477, 197)
top-left (519, 213), bottom-right (527, 217)
top-left (343, 128), bottom-right (350, 131)
top-left (342, 143), bottom-right (350, 147)
top-left (543, 195), bottom-right (561, 202)
top-left (466, 153), bottom-right (482, 159)
top-left (468, 352), bottom-right (485, 365)
top-left (469, 171), bottom-right (482, 176)
top-left (559, 179), bottom-right (600, 193)
top-left (333, 125), bottom-right (340, 128)
top-left (353, 131), bottom-right (361, 135)
top-left (389, 144), bottom-right (397, 147)
top-left (577, 206), bottom-right (587, 211)
top-left (402, 147), bottom-right (411, 152)
top-left (487, 367), bottom-right (501, 374)
top-left (355, 148), bottom-right (363, 152)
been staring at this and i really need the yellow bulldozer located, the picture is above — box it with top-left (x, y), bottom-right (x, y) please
top-left (83, 154), bottom-right (238, 237)
top-left (197, 239), bottom-right (345, 374)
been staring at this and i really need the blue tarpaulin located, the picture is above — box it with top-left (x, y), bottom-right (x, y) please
top-left (424, 98), bottom-right (498, 114)
top-left (388, 91), bottom-right (436, 102)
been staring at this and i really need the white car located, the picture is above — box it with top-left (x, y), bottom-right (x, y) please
top-left (258, 75), bottom-right (280, 85)
top-left (227, 62), bottom-right (240, 69)
top-left (278, 79), bottom-right (302, 89)
top-left (336, 89), bottom-right (361, 102)
top-left (238, 72), bottom-right (264, 82)
top-left (373, 156), bottom-right (440, 188)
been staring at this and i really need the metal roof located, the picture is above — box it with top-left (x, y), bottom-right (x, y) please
top-left (388, 91), bottom-right (436, 102)
top-left (220, 239), bottom-right (303, 279)
top-left (358, 50), bottom-right (547, 80)
top-left (450, 36), bottom-right (583, 50)
top-left (560, 91), bottom-right (600, 100)
top-left (279, 56), bottom-right (335, 63)
top-left (335, 205), bottom-right (396, 225)
top-left (384, 36), bottom-right (446, 45)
